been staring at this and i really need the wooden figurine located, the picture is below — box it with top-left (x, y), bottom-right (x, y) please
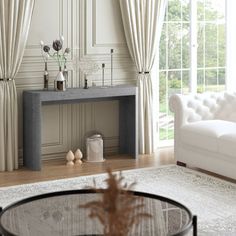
top-left (66, 150), bottom-right (75, 166)
top-left (74, 149), bottom-right (83, 165)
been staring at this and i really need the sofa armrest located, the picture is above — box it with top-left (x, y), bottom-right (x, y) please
top-left (169, 93), bottom-right (218, 128)
top-left (169, 94), bottom-right (186, 128)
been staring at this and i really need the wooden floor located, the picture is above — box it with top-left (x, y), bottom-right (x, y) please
top-left (0, 148), bottom-right (175, 187)
top-left (1, 148), bottom-right (235, 187)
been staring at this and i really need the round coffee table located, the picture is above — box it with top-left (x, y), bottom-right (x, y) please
top-left (0, 190), bottom-right (197, 236)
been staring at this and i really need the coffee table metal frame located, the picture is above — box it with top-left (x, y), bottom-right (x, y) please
top-left (0, 189), bottom-right (197, 236)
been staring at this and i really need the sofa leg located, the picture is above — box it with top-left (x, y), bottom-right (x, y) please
top-left (177, 161), bottom-right (186, 167)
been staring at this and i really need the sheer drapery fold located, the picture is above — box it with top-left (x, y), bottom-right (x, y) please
top-left (120, 0), bottom-right (166, 154)
top-left (0, 0), bottom-right (35, 171)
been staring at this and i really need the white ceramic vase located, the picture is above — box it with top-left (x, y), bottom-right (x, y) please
top-left (54, 70), bottom-right (66, 91)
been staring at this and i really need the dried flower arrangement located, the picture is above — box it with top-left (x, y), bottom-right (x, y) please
top-left (80, 169), bottom-right (152, 236)
top-left (40, 36), bottom-right (70, 69)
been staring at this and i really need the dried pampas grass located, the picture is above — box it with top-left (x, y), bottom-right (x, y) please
top-left (80, 168), bottom-right (152, 236)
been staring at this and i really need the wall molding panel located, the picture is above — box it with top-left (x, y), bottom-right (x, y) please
top-left (16, 0), bottom-right (135, 163)
top-left (23, 0), bottom-right (72, 62)
top-left (81, 0), bottom-right (129, 58)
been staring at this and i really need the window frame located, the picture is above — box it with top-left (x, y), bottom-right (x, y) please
top-left (158, 0), bottom-right (227, 146)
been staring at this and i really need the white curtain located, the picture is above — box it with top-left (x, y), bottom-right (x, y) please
top-left (119, 0), bottom-right (167, 154)
top-left (0, 0), bottom-right (35, 171)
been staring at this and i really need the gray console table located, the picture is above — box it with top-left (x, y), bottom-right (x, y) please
top-left (23, 85), bottom-right (138, 170)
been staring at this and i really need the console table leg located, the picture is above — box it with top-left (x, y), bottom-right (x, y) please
top-left (23, 93), bottom-right (42, 170)
top-left (119, 96), bottom-right (137, 158)
top-left (193, 215), bottom-right (197, 236)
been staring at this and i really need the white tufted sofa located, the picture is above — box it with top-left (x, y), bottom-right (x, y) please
top-left (169, 92), bottom-right (236, 179)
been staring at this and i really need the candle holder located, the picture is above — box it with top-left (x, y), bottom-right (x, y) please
top-left (43, 62), bottom-right (49, 90)
top-left (110, 49), bottom-right (114, 86)
top-left (101, 63), bottom-right (107, 88)
top-left (84, 78), bottom-right (89, 89)
top-left (63, 64), bottom-right (68, 88)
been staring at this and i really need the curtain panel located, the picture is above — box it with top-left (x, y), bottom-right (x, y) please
top-left (119, 0), bottom-right (167, 154)
top-left (0, 0), bottom-right (35, 171)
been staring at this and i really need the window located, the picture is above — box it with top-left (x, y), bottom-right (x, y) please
top-left (158, 0), bottom-right (226, 145)
top-left (197, 0), bottom-right (225, 92)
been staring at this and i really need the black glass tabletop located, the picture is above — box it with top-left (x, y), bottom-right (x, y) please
top-left (0, 190), bottom-right (197, 236)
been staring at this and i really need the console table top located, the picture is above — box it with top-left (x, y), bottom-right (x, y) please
top-left (23, 85), bottom-right (137, 102)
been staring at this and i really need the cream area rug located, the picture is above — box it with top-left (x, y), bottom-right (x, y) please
top-left (0, 165), bottom-right (235, 236)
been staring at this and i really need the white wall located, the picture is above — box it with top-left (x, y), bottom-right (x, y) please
top-left (16, 0), bottom-right (136, 162)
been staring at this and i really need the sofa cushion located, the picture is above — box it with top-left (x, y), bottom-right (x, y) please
top-left (180, 120), bottom-right (236, 152)
top-left (219, 134), bottom-right (236, 158)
